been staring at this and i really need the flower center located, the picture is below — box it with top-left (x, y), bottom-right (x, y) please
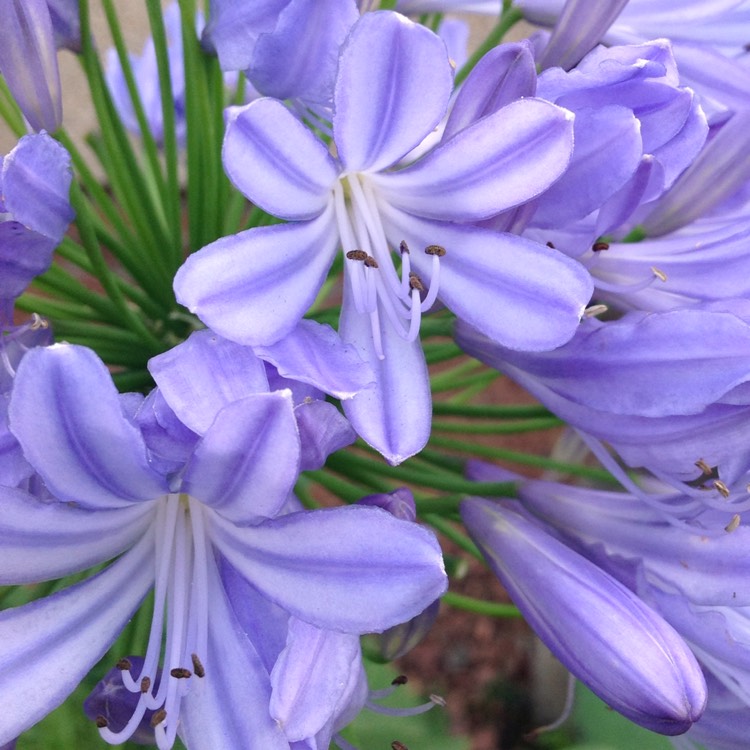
top-left (333, 173), bottom-right (444, 359)
top-left (97, 494), bottom-right (209, 750)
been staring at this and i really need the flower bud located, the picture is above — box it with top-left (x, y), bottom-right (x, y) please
top-left (0, 0), bottom-right (62, 132)
top-left (460, 497), bottom-right (707, 735)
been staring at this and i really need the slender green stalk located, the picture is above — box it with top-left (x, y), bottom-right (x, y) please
top-left (454, 5), bottom-right (524, 86)
top-left (422, 514), bottom-right (484, 561)
top-left (433, 403), bottom-right (552, 418)
top-left (442, 592), bottom-right (521, 618)
top-left (433, 417), bottom-right (562, 434)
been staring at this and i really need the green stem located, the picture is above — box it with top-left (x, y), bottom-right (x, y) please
top-left (422, 513), bottom-right (484, 561)
top-left (454, 6), bottom-right (524, 86)
top-left (433, 416), bottom-right (562, 434)
top-left (442, 592), bottom-right (520, 618)
top-left (433, 402), bottom-right (552, 418)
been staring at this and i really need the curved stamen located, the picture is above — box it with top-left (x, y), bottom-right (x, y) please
top-left (420, 245), bottom-right (445, 312)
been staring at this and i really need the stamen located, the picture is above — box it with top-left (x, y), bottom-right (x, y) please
top-left (695, 459), bottom-right (714, 476)
top-left (524, 672), bottom-right (576, 740)
top-left (170, 668), bottom-right (192, 679)
top-left (191, 653), bottom-right (205, 678)
top-left (364, 255), bottom-right (379, 268)
top-left (141, 676), bottom-right (151, 693)
top-left (725, 514), bottom-right (741, 533)
top-left (425, 244), bottom-right (446, 257)
top-left (651, 266), bottom-right (667, 282)
top-left (584, 304), bottom-right (608, 318)
top-left (420, 245), bottom-right (445, 312)
top-left (96, 716), bottom-right (109, 729)
top-left (346, 250), bottom-right (368, 261)
top-left (714, 480), bottom-right (731, 498)
top-left (392, 742), bottom-right (409, 750)
top-left (116, 658), bottom-right (132, 671)
top-left (150, 709), bottom-right (167, 728)
top-left (408, 273), bottom-right (424, 292)
top-left (592, 241), bottom-right (610, 251)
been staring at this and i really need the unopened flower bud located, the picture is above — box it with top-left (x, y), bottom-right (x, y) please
top-left (461, 497), bottom-right (707, 735)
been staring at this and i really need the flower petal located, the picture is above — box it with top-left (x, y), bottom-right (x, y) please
top-left (374, 98), bottom-right (574, 221)
top-left (181, 391), bottom-right (300, 523)
top-left (174, 209), bottom-right (339, 347)
top-left (383, 208), bottom-right (593, 351)
top-left (178, 552), bottom-right (288, 750)
top-left (339, 281), bottom-right (431, 465)
top-left (149, 329), bottom-right (269, 435)
top-left (0, 531), bottom-right (154, 746)
top-left (209, 505), bottom-right (447, 633)
top-left (9, 344), bottom-right (167, 508)
top-left (0, 485), bottom-right (154, 584)
top-left (334, 11), bottom-right (453, 173)
top-left (223, 98), bottom-right (339, 219)
top-left (270, 618), bottom-right (361, 741)
top-left (254, 319), bottom-right (374, 400)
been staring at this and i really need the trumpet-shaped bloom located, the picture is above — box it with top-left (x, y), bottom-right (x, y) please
top-left (0, 342), bottom-right (446, 749)
top-left (460, 497), bottom-right (707, 735)
top-left (175, 10), bottom-right (593, 462)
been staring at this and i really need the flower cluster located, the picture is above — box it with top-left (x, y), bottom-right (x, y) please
top-left (1, 0), bottom-right (750, 749)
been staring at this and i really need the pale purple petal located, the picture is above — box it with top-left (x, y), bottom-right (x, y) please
top-left (382, 208), bottom-right (593, 351)
top-left (174, 208), bottom-right (339, 347)
top-left (334, 11), bottom-right (453, 173)
top-left (179, 551), bottom-right (288, 750)
top-left (374, 98), bottom-right (574, 221)
top-left (0, 531), bottom-right (154, 746)
top-left (250, 0), bottom-right (358, 106)
top-left (443, 41), bottom-right (537, 141)
top-left (0, 223), bottom-right (55, 299)
top-left (254, 319), bottom-right (373, 400)
top-left (9, 345), bottom-right (167, 508)
top-left (2, 132), bottom-right (73, 241)
top-left (209, 505), bottom-right (447, 633)
top-left (181, 391), bottom-right (300, 523)
top-left (0, 485), bottom-right (154, 584)
top-left (295, 399), bottom-right (356, 471)
top-left (531, 104), bottom-right (642, 227)
top-left (270, 618), bottom-right (361, 741)
top-left (339, 281), bottom-right (431, 465)
top-left (149, 329), bottom-right (269, 435)
top-left (223, 99), bottom-right (338, 219)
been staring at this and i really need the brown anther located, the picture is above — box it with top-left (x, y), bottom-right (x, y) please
top-left (364, 255), bottom-right (379, 268)
top-left (424, 244), bottom-right (446, 257)
top-left (546, 241), bottom-right (556, 249)
top-left (714, 480), bottom-right (731, 498)
top-left (95, 715), bottom-right (109, 729)
top-left (430, 693), bottom-right (447, 707)
top-left (695, 459), bottom-right (713, 476)
top-left (391, 674), bottom-right (408, 686)
top-left (346, 249), bottom-right (368, 261)
top-left (191, 653), bottom-right (206, 678)
top-left (140, 676), bottom-right (151, 693)
top-left (116, 657), bottom-right (132, 671)
top-left (170, 667), bottom-right (192, 679)
top-left (30, 313), bottom-right (49, 329)
top-left (409, 273), bottom-right (424, 292)
top-left (592, 241), bottom-right (610, 252)
top-left (392, 742), bottom-right (409, 750)
top-left (651, 266), bottom-right (667, 282)
top-left (725, 514), bottom-right (741, 533)
top-left (399, 240), bottom-right (410, 254)
top-left (150, 709), bottom-right (167, 728)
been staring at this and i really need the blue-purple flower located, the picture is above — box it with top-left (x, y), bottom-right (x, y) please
top-left (175, 10), bottom-right (593, 463)
top-left (0, 340), bottom-right (446, 749)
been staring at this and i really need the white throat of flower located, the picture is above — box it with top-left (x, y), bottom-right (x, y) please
top-left (333, 174), bottom-right (444, 360)
top-left (98, 494), bottom-right (209, 750)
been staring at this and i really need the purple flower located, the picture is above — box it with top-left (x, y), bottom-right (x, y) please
top-left (0, 0), bottom-right (62, 132)
top-left (175, 10), bottom-right (592, 462)
top-left (0, 342), bottom-right (446, 748)
top-left (461, 497), bottom-right (707, 735)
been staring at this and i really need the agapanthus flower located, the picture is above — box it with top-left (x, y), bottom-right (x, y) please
top-left (175, 10), bottom-right (593, 463)
top-left (0, 340), bottom-right (446, 749)
top-left (460, 497), bottom-right (707, 734)
top-left (0, 0), bottom-right (63, 132)
top-left (456, 300), bottom-right (750, 492)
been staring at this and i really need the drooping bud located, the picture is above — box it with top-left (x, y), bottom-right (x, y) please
top-left (460, 497), bottom-right (707, 735)
top-left (83, 656), bottom-right (160, 746)
top-left (0, 0), bottom-right (63, 132)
